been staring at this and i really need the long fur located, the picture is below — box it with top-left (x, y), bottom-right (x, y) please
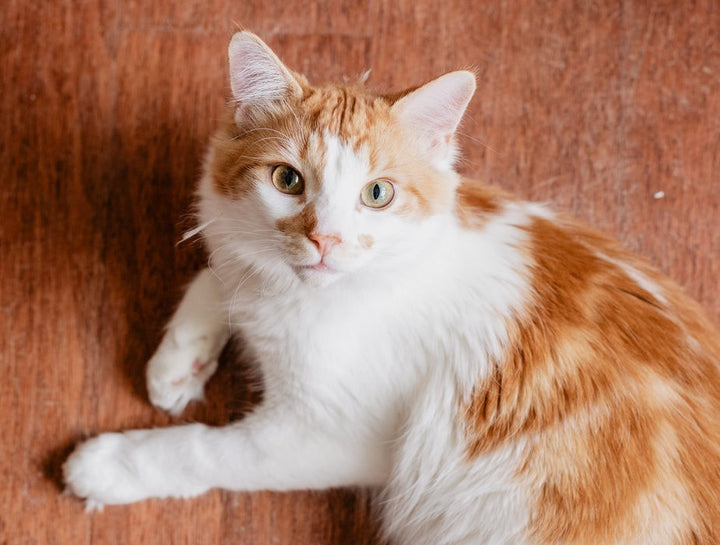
top-left (64, 31), bottom-right (720, 545)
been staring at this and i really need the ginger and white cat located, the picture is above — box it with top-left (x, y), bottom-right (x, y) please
top-left (64, 31), bottom-right (720, 544)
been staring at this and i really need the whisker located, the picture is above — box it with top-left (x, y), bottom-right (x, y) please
top-left (207, 245), bottom-right (277, 270)
top-left (176, 219), bottom-right (216, 246)
top-left (207, 228), bottom-right (280, 237)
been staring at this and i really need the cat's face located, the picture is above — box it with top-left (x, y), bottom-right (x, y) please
top-left (201, 32), bottom-right (476, 288)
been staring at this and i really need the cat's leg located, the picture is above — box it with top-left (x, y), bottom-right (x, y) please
top-left (64, 408), bottom-right (390, 507)
top-left (146, 268), bottom-right (230, 414)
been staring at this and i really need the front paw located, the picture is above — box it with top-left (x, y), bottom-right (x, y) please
top-left (146, 330), bottom-right (221, 414)
top-left (63, 433), bottom-right (146, 508)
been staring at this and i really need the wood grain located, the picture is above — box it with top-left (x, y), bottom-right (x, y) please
top-left (1, 1), bottom-right (718, 543)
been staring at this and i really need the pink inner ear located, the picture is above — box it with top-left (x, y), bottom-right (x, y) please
top-left (429, 134), bottom-right (453, 155)
top-left (393, 71), bottom-right (476, 154)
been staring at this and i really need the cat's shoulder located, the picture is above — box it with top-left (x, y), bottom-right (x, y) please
top-left (455, 178), bottom-right (552, 232)
top-left (455, 177), bottom-right (619, 254)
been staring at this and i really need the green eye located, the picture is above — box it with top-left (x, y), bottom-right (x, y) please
top-left (272, 165), bottom-right (304, 195)
top-left (360, 179), bottom-right (395, 209)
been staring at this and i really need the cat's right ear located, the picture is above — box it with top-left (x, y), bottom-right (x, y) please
top-left (228, 32), bottom-right (303, 123)
top-left (391, 71), bottom-right (476, 167)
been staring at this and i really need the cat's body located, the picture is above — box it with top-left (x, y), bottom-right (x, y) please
top-left (64, 32), bottom-right (720, 544)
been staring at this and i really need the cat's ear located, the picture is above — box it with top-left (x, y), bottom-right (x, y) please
top-left (391, 71), bottom-right (476, 166)
top-left (228, 32), bottom-right (303, 122)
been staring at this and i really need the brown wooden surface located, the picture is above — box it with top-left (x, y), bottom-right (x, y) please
top-left (2, 1), bottom-right (719, 544)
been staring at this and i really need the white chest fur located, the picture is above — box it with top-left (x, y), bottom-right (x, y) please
top-left (216, 205), bottom-right (535, 440)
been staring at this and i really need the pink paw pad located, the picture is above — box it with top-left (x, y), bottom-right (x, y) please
top-left (167, 360), bottom-right (210, 387)
top-left (192, 359), bottom-right (209, 374)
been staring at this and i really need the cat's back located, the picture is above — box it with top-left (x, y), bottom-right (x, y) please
top-left (388, 178), bottom-right (720, 545)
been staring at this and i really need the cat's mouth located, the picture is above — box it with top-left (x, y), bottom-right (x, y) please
top-left (304, 262), bottom-right (332, 272)
top-left (292, 260), bottom-right (342, 285)
top-left (297, 261), bottom-right (336, 274)
top-left (293, 253), bottom-right (338, 273)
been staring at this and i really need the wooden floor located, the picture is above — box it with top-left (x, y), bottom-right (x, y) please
top-left (2, 1), bottom-right (719, 543)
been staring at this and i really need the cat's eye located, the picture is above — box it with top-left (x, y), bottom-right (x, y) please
top-left (360, 179), bottom-right (395, 209)
top-left (272, 165), bottom-right (304, 195)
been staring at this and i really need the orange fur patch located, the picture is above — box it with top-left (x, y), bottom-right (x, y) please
top-left (276, 203), bottom-right (317, 239)
top-left (210, 111), bottom-right (308, 199)
top-left (456, 178), bottom-right (513, 228)
top-left (299, 85), bottom-right (388, 147)
top-left (462, 214), bottom-right (720, 544)
top-left (364, 123), bottom-right (459, 218)
top-left (358, 234), bottom-right (374, 249)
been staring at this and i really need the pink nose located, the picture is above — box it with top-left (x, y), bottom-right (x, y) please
top-left (308, 233), bottom-right (341, 257)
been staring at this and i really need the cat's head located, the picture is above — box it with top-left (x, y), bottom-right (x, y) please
top-left (200, 31), bottom-right (475, 288)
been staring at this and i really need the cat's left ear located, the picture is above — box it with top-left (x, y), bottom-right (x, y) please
top-left (391, 71), bottom-right (476, 166)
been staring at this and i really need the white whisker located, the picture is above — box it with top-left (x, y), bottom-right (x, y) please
top-left (176, 219), bottom-right (216, 246)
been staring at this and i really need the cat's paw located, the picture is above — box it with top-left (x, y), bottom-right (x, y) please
top-left (146, 329), bottom-right (221, 414)
top-left (63, 433), bottom-right (147, 508)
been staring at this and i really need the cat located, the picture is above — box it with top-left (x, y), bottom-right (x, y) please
top-left (64, 31), bottom-right (720, 545)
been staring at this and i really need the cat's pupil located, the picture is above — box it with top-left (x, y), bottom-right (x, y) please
top-left (372, 183), bottom-right (382, 200)
top-left (282, 169), bottom-right (298, 189)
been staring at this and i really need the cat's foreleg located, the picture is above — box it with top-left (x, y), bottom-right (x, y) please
top-left (146, 268), bottom-right (230, 414)
top-left (64, 409), bottom-right (390, 507)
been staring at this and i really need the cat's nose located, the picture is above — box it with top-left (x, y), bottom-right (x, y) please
top-left (308, 232), bottom-right (342, 257)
